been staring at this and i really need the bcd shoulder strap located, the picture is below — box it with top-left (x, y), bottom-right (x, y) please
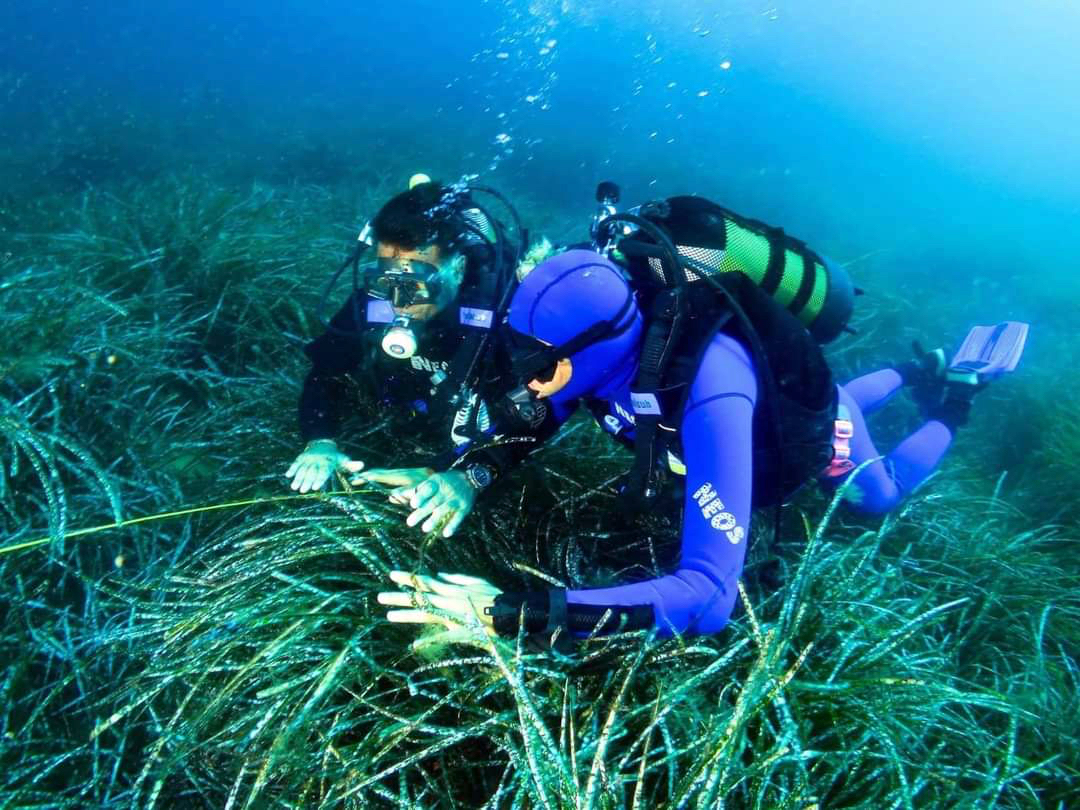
top-left (622, 286), bottom-right (688, 503)
top-left (433, 216), bottom-right (519, 440)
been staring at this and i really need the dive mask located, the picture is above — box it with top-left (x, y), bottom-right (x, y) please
top-left (364, 256), bottom-right (444, 308)
top-left (498, 286), bottom-right (638, 420)
top-left (505, 326), bottom-right (561, 386)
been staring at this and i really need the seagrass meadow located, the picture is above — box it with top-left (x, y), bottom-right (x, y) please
top-left (0, 157), bottom-right (1077, 809)
top-left (3, 1), bottom-right (1080, 803)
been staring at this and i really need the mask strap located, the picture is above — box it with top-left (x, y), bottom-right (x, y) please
top-left (512, 288), bottom-right (636, 379)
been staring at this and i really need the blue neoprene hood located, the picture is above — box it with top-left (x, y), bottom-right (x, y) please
top-left (507, 250), bottom-right (643, 403)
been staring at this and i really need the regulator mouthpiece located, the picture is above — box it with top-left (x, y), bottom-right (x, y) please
top-left (497, 384), bottom-right (549, 430)
top-left (381, 318), bottom-right (419, 359)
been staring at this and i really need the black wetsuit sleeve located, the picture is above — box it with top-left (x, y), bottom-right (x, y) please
top-left (298, 294), bottom-right (369, 442)
top-left (468, 400), bottom-right (566, 472)
top-left (453, 398), bottom-right (577, 481)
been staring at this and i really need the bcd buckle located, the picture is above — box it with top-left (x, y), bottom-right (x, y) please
top-left (824, 417), bottom-right (856, 477)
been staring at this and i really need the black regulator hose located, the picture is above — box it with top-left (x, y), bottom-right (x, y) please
top-left (596, 212), bottom-right (684, 290)
top-left (315, 240), bottom-right (371, 338)
top-left (466, 184), bottom-right (529, 263)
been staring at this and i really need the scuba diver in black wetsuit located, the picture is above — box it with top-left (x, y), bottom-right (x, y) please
top-left (285, 176), bottom-right (554, 537)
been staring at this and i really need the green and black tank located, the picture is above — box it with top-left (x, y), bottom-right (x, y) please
top-left (615, 195), bottom-right (856, 343)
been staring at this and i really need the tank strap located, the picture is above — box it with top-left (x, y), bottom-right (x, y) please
top-left (434, 307), bottom-right (495, 422)
top-left (760, 226), bottom-right (788, 295)
top-left (433, 221), bottom-right (515, 425)
top-left (790, 253), bottom-right (819, 314)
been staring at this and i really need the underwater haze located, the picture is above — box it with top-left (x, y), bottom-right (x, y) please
top-left (6, 1), bottom-right (1080, 243)
top-left (2, 1), bottom-right (1079, 807)
top-left (6, 1), bottom-right (1080, 262)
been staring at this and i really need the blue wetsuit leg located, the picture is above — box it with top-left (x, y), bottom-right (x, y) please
top-left (833, 378), bottom-right (954, 514)
top-left (843, 368), bottom-right (903, 415)
top-left (567, 333), bottom-right (757, 637)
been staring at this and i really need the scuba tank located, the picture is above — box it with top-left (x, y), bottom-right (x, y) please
top-left (600, 192), bottom-right (857, 344)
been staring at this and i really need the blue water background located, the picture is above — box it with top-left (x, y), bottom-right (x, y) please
top-left (3, 0), bottom-right (1077, 330)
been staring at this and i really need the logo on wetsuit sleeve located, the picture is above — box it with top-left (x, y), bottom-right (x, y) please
top-left (410, 355), bottom-right (450, 373)
top-left (692, 482), bottom-right (746, 545)
top-left (613, 401), bottom-right (636, 425)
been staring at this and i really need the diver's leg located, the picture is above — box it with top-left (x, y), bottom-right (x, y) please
top-left (831, 385), bottom-right (954, 514)
top-left (884, 419), bottom-right (954, 504)
top-left (831, 386), bottom-right (900, 512)
top-left (843, 350), bottom-right (956, 420)
top-left (842, 368), bottom-right (904, 415)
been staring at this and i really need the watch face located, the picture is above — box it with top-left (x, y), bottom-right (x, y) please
top-left (468, 464), bottom-right (493, 488)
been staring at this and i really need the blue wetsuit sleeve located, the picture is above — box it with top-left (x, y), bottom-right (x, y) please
top-left (565, 333), bottom-right (757, 636)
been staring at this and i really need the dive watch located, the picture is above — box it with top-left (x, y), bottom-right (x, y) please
top-left (463, 463), bottom-right (495, 490)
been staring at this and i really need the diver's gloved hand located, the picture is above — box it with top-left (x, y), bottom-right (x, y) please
top-left (355, 468), bottom-right (477, 538)
top-left (285, 439), bottom-right (365, 493)
top-left (377, 570), bottom-right (501, 650)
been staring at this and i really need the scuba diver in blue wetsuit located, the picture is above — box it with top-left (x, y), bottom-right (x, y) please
top-left (376, 191), bottom-right (1029, 645)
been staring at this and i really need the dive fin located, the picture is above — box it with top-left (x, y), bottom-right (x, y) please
top-left (947, 321), bottom-right (1029, 383)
